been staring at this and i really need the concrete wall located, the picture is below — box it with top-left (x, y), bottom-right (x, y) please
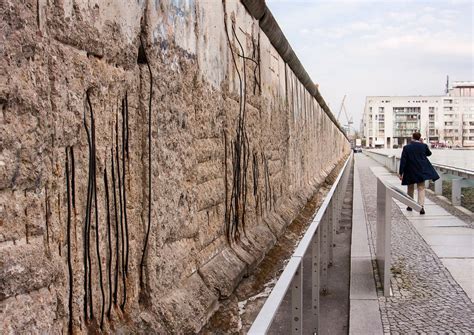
top-left (0, 0), bottom-right (350, 333)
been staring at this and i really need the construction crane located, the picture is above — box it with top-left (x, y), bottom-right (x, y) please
top-left (337, 95), bottom-right (353, 130)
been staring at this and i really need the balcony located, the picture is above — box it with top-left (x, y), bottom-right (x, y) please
top-left (393, 130), bottom-right (416, 137)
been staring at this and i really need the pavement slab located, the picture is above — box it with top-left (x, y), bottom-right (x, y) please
top-left (440, 259), bottom-right (474, 301)
top-left (349, 160), bottom-right (383, 334)
top-left (409, 218), bottom-right (468, 228)
top-left (349, 300), bottom-right (384, 335)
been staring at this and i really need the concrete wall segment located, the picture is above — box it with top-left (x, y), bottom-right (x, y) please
top-left (241, 0), bottom-right (266, 20)
top-left (0, 0), bottom-right (349, 333)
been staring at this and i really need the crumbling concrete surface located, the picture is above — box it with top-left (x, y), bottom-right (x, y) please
top-left (0, 0), bottom-right (349, 333)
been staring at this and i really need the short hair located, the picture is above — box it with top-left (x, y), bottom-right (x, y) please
top-left (412, 132), bottom-right (421, 140)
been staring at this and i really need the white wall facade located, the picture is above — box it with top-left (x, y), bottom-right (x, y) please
top-left (442, 83), bottom-right (474, 147)
top-left (363, 83), bottom-right (474, 148)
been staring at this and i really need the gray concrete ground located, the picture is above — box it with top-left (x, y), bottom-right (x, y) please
top-left (349, 161), bottom-right (384, 335)
top-left (356, 154), bottom-right (474, 334)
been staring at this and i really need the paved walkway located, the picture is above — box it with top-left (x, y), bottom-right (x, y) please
top-left (351, 154), bottom-right (474, 334)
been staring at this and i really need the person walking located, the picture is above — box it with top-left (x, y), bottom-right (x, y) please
top-left (399, 132), bottom-right (440, 214)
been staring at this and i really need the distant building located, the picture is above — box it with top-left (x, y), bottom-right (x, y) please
top-left (362, 81), bottom-right (474, 148)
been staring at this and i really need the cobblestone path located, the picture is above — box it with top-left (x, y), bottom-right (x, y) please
top-left (357, 154), bottom-right (474, 334)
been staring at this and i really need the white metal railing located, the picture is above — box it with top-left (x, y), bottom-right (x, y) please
top-left (375, 176), bottom-right (421, 296)
top-left (248, 152), bottom-right (353, 335)
top-left (364, 150), bottom-right (474, 207)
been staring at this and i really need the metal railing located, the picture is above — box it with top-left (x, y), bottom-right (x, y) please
top-left (248, 152), bottom-right (353, 335)
top-left (376, 176), bottom-right (421, 296)
top-left (365, 150), bottom-right (474, 208)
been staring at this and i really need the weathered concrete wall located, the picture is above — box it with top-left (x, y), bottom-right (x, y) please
top-left (0, 0), bottom-right (350, 333)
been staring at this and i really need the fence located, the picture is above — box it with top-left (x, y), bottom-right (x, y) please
top-left (248, 152), bottom-right (353, 335)
top-left (375, 176), bottom-right (421, 296)
top-left (364, 150), bottom-right (474, 209)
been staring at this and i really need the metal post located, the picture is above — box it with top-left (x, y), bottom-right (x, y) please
top-left (332, 190), bottom-right (338, 232)
top-left (376, 179), bottom-right (392, 297)
top-left (452, 178), bottom-right (463, 206)
top-left (434, 172), bottom-right (444, 195)
top-left (291, 261), bottom-right (303, 335)
top-left (320, 214), bottom-right (329, 294)
top-left (337, 184), bottom-right (342, 228)
top-left (328, 200), bottom-right (334, 267)
top-left (383, 189), bottom-right (392, 297)
top-left (311, 229), bottom-right (320, 334)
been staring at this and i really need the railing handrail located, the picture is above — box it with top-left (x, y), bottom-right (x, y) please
top-left (247, 256), bottom-right (302, 334)
top-left (365, 149), bottom-right (474, 179)
top-left (248, 152), bottom-right (353, 334)
top-left (375, 173), bottom-right (422, 296)
top-left (430, 163), bottom-right (474, 177)
top-left (293, 153), bottom-right (352, 257)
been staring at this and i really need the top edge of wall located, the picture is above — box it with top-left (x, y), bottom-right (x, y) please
top-left (240, 0), bottom-right (348, 140)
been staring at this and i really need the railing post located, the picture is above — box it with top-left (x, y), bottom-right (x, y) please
top-left (434, 172), bottom-right (444, 195)
top-left (333, 193), bottom-right (339, 258)
top-left (328, 200), bottom-right (334, 267)
top-left (376, 178), bottom-right (392, 297)
top-left (338, 182), bottom-right (343, 226)
top-left (320, 214), bottom-right (329, 294)
top-left (291, 261), bottom-right (303, 335)
top-left (384, 189), bottom-right (392, 296)
top-left (452, 178), bottom-right (464, 206)
top-left (312, 229), bottom-right (320, 334)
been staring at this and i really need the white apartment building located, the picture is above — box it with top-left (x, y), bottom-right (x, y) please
top-left (362, 82), bottom-right (474, 148)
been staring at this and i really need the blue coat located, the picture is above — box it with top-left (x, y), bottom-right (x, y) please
top-left (399, 141), bottom-right (440, 185)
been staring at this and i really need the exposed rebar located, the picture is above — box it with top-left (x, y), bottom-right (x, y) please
top-left (89, 91), bottom-right (106, 328)
top-left (103, 165), bottom-right (112, 318)
top-left (65, 146), bottom-right (74, 334)
top-left (139, 34), bottom-right (154, 289)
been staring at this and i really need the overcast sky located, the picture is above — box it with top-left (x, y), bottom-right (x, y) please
top-left (266, 0), bottom-right (473, 130)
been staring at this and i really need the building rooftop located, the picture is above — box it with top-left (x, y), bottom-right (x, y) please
top-left (451, 81), bottom-right (474, 88)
